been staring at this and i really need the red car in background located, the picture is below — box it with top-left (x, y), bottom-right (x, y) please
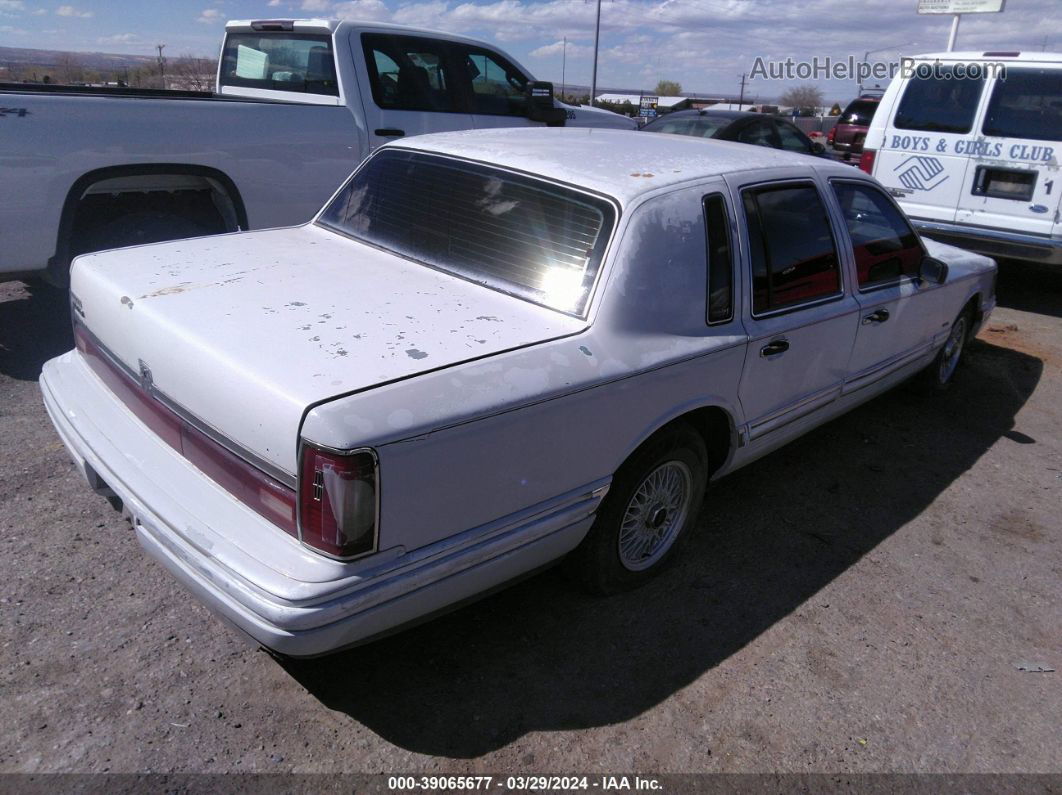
top-left (829, 93), bottom-right (882, 159)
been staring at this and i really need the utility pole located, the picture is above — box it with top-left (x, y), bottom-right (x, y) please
top-left (156, 43), bottom-right (166, 85)
top-left (589, 0), bottom-right (601, 107)
top-left (946, 15), bottom-right (960, 52)
top-left (561, 36), bottom-right (567, 100)
top-left (737, 73), bottom-right (746, 109)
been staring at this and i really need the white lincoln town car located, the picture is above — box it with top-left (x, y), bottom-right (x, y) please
top-left (41, 128), bottom-right (996, 657)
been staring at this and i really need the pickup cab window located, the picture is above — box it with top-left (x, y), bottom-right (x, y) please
top-left (456, 47), bottom-right (529, 117)
top-left (832, 181), bottom-right (923, 288)
top-left (219, 33), bottom-right (338, 96)
top-left (362, 34), bottom-right (459, 112)
top-left (318, 149), bottom-right (615, 316)
top-left (742, 183), bottom-right (841, 314)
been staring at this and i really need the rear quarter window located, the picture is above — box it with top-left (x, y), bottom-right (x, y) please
top-left (982, 68), bottom-right (1062, 142)
top-left (893, 68), bottom-right (984, 133)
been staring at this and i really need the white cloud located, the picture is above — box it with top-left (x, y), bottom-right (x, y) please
top-left (0, 0), bottom-right (24, 14)
top-left (267, 0), bottom-right (282, 6)
top-left (197, 7), bottom-right (222, 23)
top-left (98, 32), bottom-right (141, 45)
top-left (56, 4), bottom-right (93, 17)
top-left (0, 23), bottom-right (26, 33)
top-left (529, 39), bottom-right (593, 59)
top-left (301, 0), bottom-right (330, 10)
top-left (32, 6), bottom-right (45, 14)
top-left (335, 0), bottom-right (391, 22)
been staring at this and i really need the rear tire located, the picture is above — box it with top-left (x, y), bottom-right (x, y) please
top-left (567, 423), bottom-right (708, 594)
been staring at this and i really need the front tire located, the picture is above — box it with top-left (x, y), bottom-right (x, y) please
top-left (568, 423), bottom-right (708, 594)
top-left (917, 312), bottom-right (969, 391)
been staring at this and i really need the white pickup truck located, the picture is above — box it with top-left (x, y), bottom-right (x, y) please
top-left (0, 18), bottom-right (634, 285)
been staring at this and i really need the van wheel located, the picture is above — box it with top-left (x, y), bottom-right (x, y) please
top-left (568, 423), bottom-right (707, 594)
top-left (917, 312), bottom-right (969, 392)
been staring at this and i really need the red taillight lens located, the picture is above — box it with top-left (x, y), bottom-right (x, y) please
top-left (859, 148), bottom-right (876, 174)
top-left (827, 127), bottom-right (836, 144)
top-left (299, 445), bottom-right (377, 559)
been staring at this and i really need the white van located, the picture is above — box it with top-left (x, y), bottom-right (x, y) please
top-left (862, 52), bottom-right (1062, 265)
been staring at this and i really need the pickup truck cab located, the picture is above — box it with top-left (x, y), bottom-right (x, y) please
top-left (0, 18), bottom-right (633, 285)
top-left (41, 128), bottom-right (995, 657)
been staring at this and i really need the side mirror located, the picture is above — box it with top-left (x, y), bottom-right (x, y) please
top-left (811, 141), bottom-right (826, 155)
top-left (526, 81), bottom-right (567, 126)
top-left (919, 255), bottom-right (948, 285)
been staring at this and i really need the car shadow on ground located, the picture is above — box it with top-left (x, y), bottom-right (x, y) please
top-left (0, 282), bottom-right (73, 381)
top-left (281, 336), bottom-right (1043, 758)
top-left (995, 259), bottom-right (1062, 319)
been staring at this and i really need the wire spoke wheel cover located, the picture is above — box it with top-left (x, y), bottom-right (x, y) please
top-left (617, 460), bottom-right (693, 572)
top-left (939, 316), bottom-right (967, 384)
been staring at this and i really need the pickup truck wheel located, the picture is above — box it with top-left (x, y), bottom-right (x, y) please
top-left (569, 423), bottom-right (707, 594)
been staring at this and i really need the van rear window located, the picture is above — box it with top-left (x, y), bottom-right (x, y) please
top-left (982, 68), bottom-right (1062, 142)
top-left (219, 33), bottom-right (338, 96)
top-left (318, 150), bottom-right (616, 317)
top-left (894, 68), bottom-right (983, 133)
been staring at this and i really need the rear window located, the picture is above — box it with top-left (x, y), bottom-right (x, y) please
top-left (318, 150), bottom-right (616, 316)
top-left (219, 33), bottom-right (338, 96)
top-left (647, 116), bottom-right (730, 138)
top-left (840, 99), bottom-right (878, 125)
top-left (982, 68), bottom-right (1062, 142)
top-left (894, 68), bottom-right (984, 133)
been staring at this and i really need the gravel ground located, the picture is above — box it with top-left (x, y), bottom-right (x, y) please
top-left (1, 262), bottom-right (1059, 775)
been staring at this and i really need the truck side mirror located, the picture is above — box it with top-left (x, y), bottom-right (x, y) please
top-left (526, 81), bottom-right (567, 126)
top-left (919, 255), bottom-right (948, 285)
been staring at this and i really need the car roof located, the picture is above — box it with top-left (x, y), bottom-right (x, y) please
top-left (654, 109), bottom-right (755, 121)
top-left (383, 127), bottom-right (845, 205)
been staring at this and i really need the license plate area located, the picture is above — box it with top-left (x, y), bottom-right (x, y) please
top-left (972, 166), bottom-right (1037, 201)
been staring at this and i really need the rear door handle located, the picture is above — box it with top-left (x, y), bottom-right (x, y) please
top-left (760, 339), bottom-right (790, 358)
top-left (374, 128), bottom-right (405, 137)
top-left (862, 308), bottom-right (890, 325)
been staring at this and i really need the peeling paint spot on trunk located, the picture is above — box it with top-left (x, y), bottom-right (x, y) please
top-left (579, 346), bottom-right (593, 356)
top-left (120, 296), bottom-right (134, 309)
top-left (406, 348), bottom-right (429, 359)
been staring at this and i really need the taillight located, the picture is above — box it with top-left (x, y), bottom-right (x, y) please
top-left (859, 148), bottom-right (876, 174)
top-left (298, 444), bottom-right (377, 559)
top-left (827, 127), bottom-right (836, 144)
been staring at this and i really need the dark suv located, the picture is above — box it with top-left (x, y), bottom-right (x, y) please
top-left (829, 95), bottom-right (881, 158)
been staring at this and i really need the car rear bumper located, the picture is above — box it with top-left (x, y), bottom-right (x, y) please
top-left (40, 350), bottom-right (604, 657)
top-left (914, 220), bottom-right (1062, 266)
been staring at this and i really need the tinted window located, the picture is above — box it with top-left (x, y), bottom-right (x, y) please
top-left (219, 33), bottom-right (338, 96)
top-left (982, 68), bottom-right (1062, 142)
top-left (832, 182), bottom-right (923, 288)
top-left (458, 47), bottom-right (529, 116)
top-left (776, 121), bottom-right (812, 153)
top-left (738, 120), bottom-right (778, 148)
top-left (894, 68), bottom-right (984, 133)
top-left (318, 150), bottom-right (615, 316)
top-left (839, 99), bottom-right (878, 125)
top-left (647, 116), bottom-right (730, 138)
top-left (704, 194), bottom-right (733, 324)
top-left (362, 34), bottom-right (458, 112)
top-left (743, 184), bottom-right (841, 314)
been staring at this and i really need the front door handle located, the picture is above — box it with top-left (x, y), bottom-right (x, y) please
top-left (374, 128), bottom-right (405, 137)
top-left (862, 308), bottom-right (890, 325)
top-left (760, 339), bottom-right (790, 358)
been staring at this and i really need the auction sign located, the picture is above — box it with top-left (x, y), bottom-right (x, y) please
top-left (917, 0), bottom-right (1005, 13)
top-left (639, 96), bottom-right (659, 119)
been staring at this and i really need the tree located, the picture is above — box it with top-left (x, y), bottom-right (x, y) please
top-left (170, 55), bottom-right (214, 91)
top-left (780, 84), bottom-right (824, 115)
top-left (654, 80), bottom-right (682, 96)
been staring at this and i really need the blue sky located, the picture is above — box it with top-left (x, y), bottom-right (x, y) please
top-left (1, 0), bottom-right (1059, 100)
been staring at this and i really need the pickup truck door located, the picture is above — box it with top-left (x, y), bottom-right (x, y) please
top-left (875, 67), bottom-right (988, 224)
top-left (354, 32), bottom-right (475, 149)
top-left (954, 66), bottom-right (1062, 239)
top-left (828, 179), bottom-right (941, 392)
top-left (728, 176), bottom-right (860, 444)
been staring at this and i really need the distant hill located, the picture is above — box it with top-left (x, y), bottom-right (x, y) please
top-left (0, 45), bottom-right (155, 72)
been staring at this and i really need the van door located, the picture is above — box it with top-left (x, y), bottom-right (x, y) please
top-left (354, 32), bottom-right (475, 149)
top-left (955, 65), bottom-right (1062, 238)
top-left (875, 65), bottom-right (987, 224)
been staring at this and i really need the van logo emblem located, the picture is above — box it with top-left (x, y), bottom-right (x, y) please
top-left (138, 360), bottom-right (154, 394)
top-left (1029, 204), bottom-right (1048, 214)
top-left (894, 155), bottom-right (948, 192)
